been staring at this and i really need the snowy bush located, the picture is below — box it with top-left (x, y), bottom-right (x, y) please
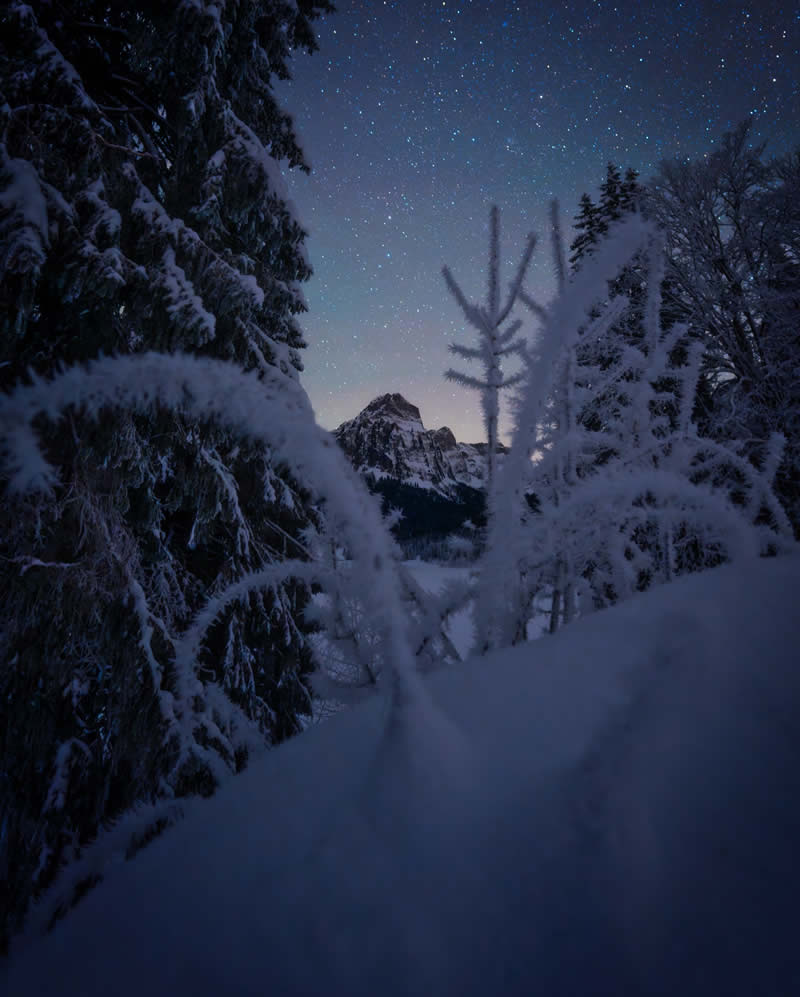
top-left (445, 205), bottom-right (794, 652)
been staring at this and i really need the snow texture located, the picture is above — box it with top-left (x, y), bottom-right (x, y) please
top-left (160, 248), bottom-right (216, 344)
top-left (5, 553), bottom-right (800, 995)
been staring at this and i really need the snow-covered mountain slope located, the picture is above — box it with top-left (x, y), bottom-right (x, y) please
top-left (334, 393), bottom-right (505, 497)
top-left (7, 554), bottom-right (800, 996)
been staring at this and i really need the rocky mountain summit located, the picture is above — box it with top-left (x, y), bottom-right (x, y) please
top-left (334, 393), bottom-right (506, 500)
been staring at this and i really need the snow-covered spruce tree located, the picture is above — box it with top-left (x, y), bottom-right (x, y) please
top-left (0, 0), bottom-right (332, 951)
top-left (443, 205), bottom-right (536, 495)
top-left (645, 121), bottom-right (800, 535)
top-left (472, 208), bottom-right (793, 651)
top-left (0, 352), bottom-right (442, 941)
top-left (568, 165), bottom-right (647, 472)
top-left (565, 166), bottom-right (652, 484)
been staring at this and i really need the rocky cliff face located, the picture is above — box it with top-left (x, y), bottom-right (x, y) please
top-left (334, 393), bottom-right (506, 500)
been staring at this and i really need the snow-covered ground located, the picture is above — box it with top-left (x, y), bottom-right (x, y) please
top-left (5, 555), bottom-right (800, 996)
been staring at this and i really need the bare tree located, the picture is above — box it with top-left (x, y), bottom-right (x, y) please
top-left (646, 121), bottom-right (800, 534)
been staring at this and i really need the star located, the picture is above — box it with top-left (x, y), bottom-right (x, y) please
top-left (277, 0), bottom-right (800, 443)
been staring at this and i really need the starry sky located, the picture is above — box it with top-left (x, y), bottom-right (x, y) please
top-left (277, 0), bottom-right (799, 444)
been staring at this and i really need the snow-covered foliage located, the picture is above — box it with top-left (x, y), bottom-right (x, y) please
top-left (473, 207), bottom-right (793, 651)
top-left (306, 553), bottom-right (466, 709)
top-left (645, 121), bottom-right (800, 534)
top-left (0, 350), bottom-right (438, 924)
top-left (6, 553), bottom-right (800, 995)
top-left (0, 350), bottom-right (424, 687)
top-left (2, 6), bottom-right (798, 972)
top-left (0, 0), bottom-right (332, 952)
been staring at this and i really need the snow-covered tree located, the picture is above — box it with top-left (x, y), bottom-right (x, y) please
top-left (473, 207), bottom-right (793, 650)
top-left (0, 352), bottom-right (451, 946)
top-left (0, 0), bottom-right (332, 951)
top-left (645, 121), bottom-right (800, 534)
top-left (442, 205), bottom-right (536, 495)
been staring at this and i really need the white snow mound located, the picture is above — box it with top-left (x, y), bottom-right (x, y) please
top-left (5, 555), bottom-right (800, 996)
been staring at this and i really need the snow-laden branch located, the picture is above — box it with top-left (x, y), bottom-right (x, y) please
top-left (475, 198), bottom-right (795, 650)
top-left (12, 556), bottom-right (80, 574)
top-left (448, 342), bottom-right (483, 361)
top-left (174, 560), bottom-right (327, 689)
top-left (518, 291), bottom-right (549, 325)
top-left (441, 266), bottom-right (485, 332)
top-left (24, 798), bottom-right (192, 942)
top-left (396, 563), bottom-right (467, 667)
top-left (0, 352), bottom-right (427, 716)
top-left (496, 232), bottom-right (538, 328)
top-left (0, 148), bottom-right (51, 275)
top-left (444, 369), bottom-right (487, 392)
top-left (42, 738), bottom-right (92, 814)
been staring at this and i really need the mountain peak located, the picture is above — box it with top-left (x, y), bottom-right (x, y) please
top-left (432, 426), bottom-right (457, 450)
top-left (334, 393), bottom-right (504, 498)
top-left (363, 393), bottom-right (422, 424)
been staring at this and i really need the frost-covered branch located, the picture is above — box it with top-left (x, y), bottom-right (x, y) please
top-left (0, 353), bottom-right (428, 717)
top-left (442, 205), bottom-right (535, 495)
top-left (174, 560), bottom-right (325, 692)
top-left (473, 202), bottom-right (794, 651)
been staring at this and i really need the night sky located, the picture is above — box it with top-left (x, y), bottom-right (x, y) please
top-left (277, 0), bottom-right (799, 444)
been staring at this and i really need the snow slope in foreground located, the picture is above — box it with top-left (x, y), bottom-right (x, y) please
top-left (5, 556), bottom-right (800, 996)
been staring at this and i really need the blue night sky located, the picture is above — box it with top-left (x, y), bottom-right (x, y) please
top-left (277, 0), bottom-right (799, 443)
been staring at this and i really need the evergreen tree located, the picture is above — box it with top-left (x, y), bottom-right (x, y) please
top-left (620, 166), bottom-right (641, 213)
top-left (0, 0), bottom-right (332, 951)
top-left (569, 166), bottom-right (641, 271)
top-left (568, 193), bottom-right (600, 271)
top-left (569, 163), bottom-right (647, 455)
top-left (597, 161), bottom-right (624, 233)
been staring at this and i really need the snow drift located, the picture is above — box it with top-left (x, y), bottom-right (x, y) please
top-left (5, 554), bottom-right (800, 996)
